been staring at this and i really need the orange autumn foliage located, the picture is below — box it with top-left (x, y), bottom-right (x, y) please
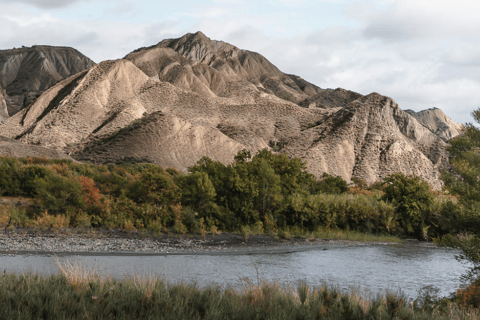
top-left (78, 176), bottom-right (102, 206)
top-left (457, 280), bottom-right (480, 309)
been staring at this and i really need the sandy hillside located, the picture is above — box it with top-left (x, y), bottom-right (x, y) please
top-left (0, 136), bottom-right (74, 160)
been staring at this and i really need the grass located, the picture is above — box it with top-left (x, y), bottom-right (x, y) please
top-left (275, 226), bottom-right (404, 243)
top-left (0, 259), bottom-right (478, 319)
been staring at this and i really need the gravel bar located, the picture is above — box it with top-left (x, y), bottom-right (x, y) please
top-left (0, 229), bottom-right (388, 256)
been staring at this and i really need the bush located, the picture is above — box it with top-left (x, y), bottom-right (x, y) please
top-left (315, 173), bottom-right (349, 194)
top-left (0, 157), bottom-right (21, 195)
top-left (381, 173), bottom-right (434, 236)
top-left (34, 174), bottom-right (85, 214)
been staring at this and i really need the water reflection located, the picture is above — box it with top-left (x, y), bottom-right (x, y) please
top-left (1, 243), bottom-right (469, 299)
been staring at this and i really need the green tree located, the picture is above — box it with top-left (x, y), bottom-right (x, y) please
top-left (441, 108), bottom-right (480, 282)
top-left (34, 174), bottom-right (85, 214)
top-left (381, 172), bottom-right (434, 236)
top-left (254, 159), bottom-right (282, 216)
top-left (0, 158), bottom-right (21, 196)
top-left (129, 164), bottom-right (180, 206)
top-left (178, 171), bottom-right (216, 212)
top-left (315, 173), bottom-right (349, 194)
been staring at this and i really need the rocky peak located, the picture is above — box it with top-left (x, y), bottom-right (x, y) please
top-left (158, 31), bottom-right (240, 65)
top-left (404, 108), bottom-right (464, 141)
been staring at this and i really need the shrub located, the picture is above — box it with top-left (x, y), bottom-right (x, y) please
top-left (0, 157), bottom-right (21, 195)
top-left (381, 172), bottom-right (434, 236)
top-left (34, 174), bottom-right (85, 214)
top-left (315, 173), bottom-right (349, 194)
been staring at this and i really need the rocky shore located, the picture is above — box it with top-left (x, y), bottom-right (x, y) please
top-left (0, 229), bottom-right (381, 256)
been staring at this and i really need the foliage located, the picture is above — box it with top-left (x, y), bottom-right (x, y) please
top-left (0, 149), bottom-right (445, 238)
top-left (314, 173), bottom-right (349, 194)
top-left (440, 108), bottom-right (480, 284)
top-left (381, 172), bottom-right (434, 236)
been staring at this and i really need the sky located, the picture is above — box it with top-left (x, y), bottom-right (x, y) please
top-left (1, 0), bottom-right (479, 124)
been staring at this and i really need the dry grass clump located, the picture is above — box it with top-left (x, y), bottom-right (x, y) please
top-left (1, 262), bottom-right (480, 319)
top-left (56, 258), bottom-right (102, 290)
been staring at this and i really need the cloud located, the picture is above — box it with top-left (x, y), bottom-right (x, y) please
top-left (0, 0), bottom-right (91, 9)
top-left (0, 0), bottom-right (477, 124)
top-left (358, 0), bottom-right (480, 41)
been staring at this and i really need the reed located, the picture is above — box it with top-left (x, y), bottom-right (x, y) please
top-left (0, 260), bottom-right (478, 319)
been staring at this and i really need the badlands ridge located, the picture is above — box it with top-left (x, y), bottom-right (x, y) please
top-left (0, 32), bottom-right (464, 189)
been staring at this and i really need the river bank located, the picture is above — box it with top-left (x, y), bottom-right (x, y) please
top-left (0, 228), bottom-right (410, 256)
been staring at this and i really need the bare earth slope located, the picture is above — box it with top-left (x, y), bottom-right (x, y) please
top-left (0, 86), bottom-right (8, 121)
top-left (0, 32), bottom-right (464, 188)
top-left (0, 45), bottom-right (95, 117)
top-left (131, 31), bottom-right (322, 103)
top-left (0, 136), bottom-right (74, 160)
top-left (298, 88), bottom-right (363, 109)
top-left (404, 108), bottom-right (464, 141)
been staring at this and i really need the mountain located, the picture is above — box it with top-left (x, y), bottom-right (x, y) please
top-left (404, 108), bottom-right (464, 141)
top-left (0, 33), bottom-right (464, 189)
top-left (126, 31), bottom-right (322, 103)
top-left (0, 45), bottom-right (95, 118)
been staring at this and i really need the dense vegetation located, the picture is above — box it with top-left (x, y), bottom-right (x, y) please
top-left (439, 108), bottom-right (480, 308)
top-left (0, 270), bottom-right (477, 320)
top-left (0, 147), bottom-right (454, 239)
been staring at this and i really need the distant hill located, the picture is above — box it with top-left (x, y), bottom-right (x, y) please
top-left (404, 108), bottom-right (464, 141)
top-left (0, 33), bottom-right (464, 189)
top-left (0, 45), bottom-right (95, 117)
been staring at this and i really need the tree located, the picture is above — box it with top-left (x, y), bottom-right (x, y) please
top-left (315, 173), bottom-right (349, 194)
top-left (441, 108), bottom-right (480, 283)
top-left (380, 172), bottom-right (434, 236)
top-left (178, 171), bottom-right (216, 212)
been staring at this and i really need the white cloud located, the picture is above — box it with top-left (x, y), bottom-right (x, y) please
top-left (0, 0), bottom-right (92, 9)
top-left (0, 0), bottom-right (478, 124)
top-left (359, 0), bottom-right (480, 41)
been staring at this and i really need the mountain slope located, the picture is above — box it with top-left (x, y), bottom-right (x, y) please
top-left (0, 45), bottom-right (95, 117)
top-left (129, 31), bottom-right (322, 103)
top-left (0, 33), bottom-right (463, 189)
top-left (404, 108), bottom-right (464, 141)
top-left (289, 93), bottom-right (447, 189)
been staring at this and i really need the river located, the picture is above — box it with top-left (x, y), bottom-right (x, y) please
top-left (2, 242), bottom-right (469, 300)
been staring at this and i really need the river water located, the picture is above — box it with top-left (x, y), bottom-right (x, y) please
top-left (1, 242), bottom-right (469, 300)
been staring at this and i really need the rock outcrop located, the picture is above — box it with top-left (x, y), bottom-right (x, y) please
top-left (404, 108), bottom-right (464, 141)
top-left (0, 45), bottom-right (95, 118)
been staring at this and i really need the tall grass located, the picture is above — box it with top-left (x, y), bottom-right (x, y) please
top-left (0, 260), bottom-right (478, 319)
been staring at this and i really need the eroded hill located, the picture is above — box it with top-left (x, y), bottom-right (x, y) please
top-left (0, 33), bottom-right (464, 189)
top-left (0, 45), bottom-right (95, 117)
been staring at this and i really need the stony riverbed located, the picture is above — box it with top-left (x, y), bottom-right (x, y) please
top-left (0, 229), bottom-right (375, 256)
